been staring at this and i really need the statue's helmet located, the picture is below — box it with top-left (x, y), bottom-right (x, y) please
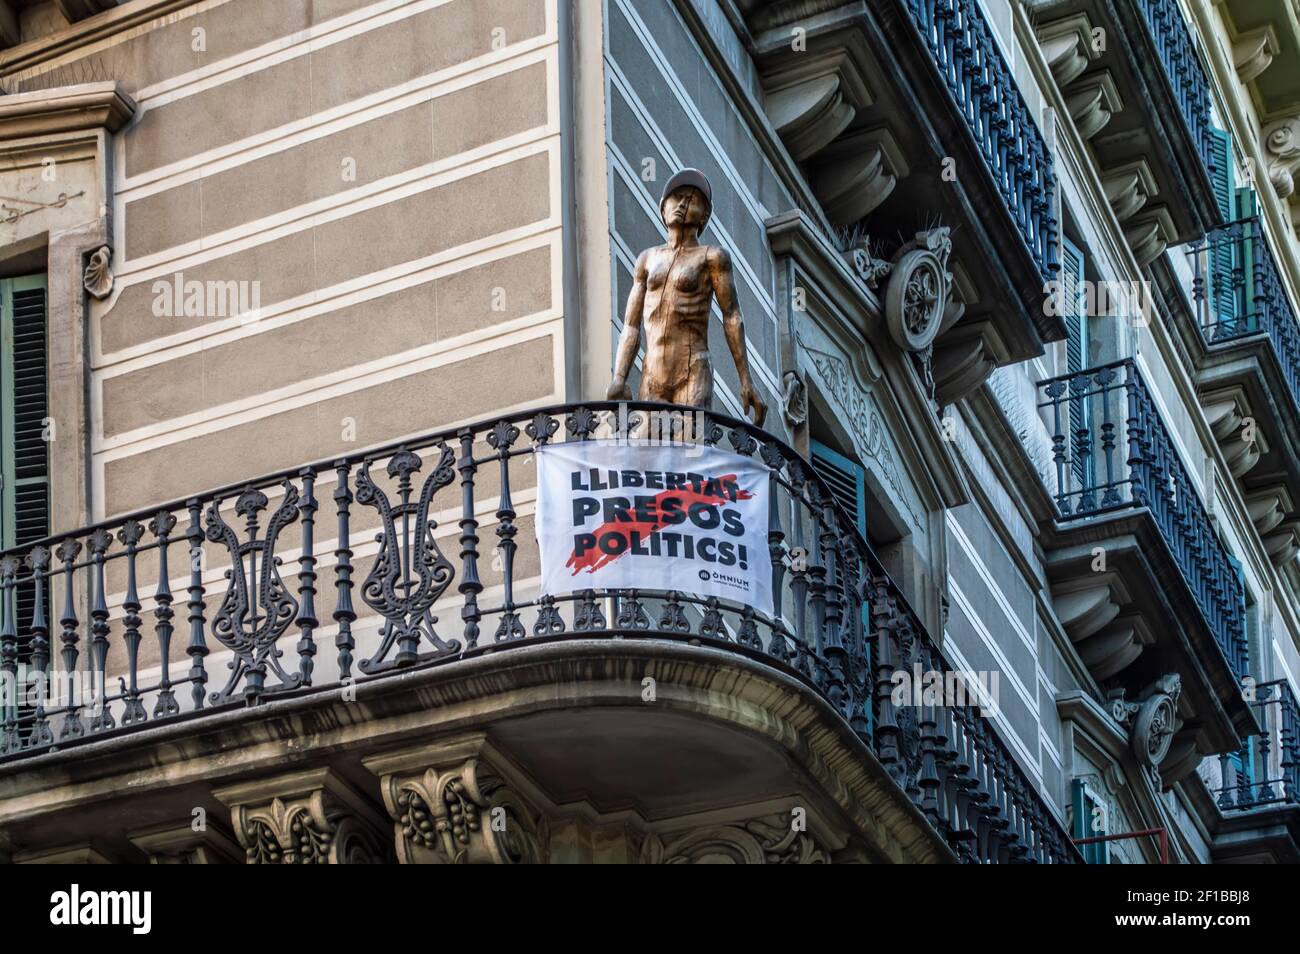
top-left (660, 168), bottom-right (712, 231)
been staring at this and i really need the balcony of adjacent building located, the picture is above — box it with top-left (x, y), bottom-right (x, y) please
top-left (0, 402), bottom-right (1080, 864)
top-left (1209, 0), bottom-right (1300, 232)
top-left (1029, 0), bottom-right (1225, 264)
top-left (1162, 204), bottom-right (1300, 591)
top-left (1207, 678), bottom-right (1300, 863)
top-left (1031, 359), bottom-right (1258, 786)
top-left (731, 0), bottom-right (1063, 406)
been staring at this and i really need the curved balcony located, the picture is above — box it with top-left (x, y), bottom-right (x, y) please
top-left (0, 402), bottom-right (1078, 863)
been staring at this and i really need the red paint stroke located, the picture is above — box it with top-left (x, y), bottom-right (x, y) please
top-left (567, 474), bottom-right (753, 575)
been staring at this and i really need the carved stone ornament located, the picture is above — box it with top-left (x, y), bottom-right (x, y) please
top-left (885, 227), bottom-right (952, 354)
top-left (215, 770), bottom-right (389, 865)
top-left (372, 755), bottom-right (547, 864)
top-left (639, 813), bottom-right (830, 864)
top-left (1263, 111), bottom-right (1300, 199)
top-left (1109, 673), bottom-right (1183, 775)
top-left (849, 245), bottom-right (892, 289)
top-left (82, 245), bottom-right (112, 300)
top-left (781, 369), bottom-right (808, 430)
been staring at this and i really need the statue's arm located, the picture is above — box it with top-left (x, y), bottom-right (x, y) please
top-left (710, 246), bottom-right (767, 426)
top-left (608, 251), bottom-right (649, 401)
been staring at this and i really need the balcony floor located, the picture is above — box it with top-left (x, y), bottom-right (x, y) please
top-left (0, 639), bottom-right (955, 864)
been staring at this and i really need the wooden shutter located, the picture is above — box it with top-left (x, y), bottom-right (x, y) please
top-left (1061, 237), bottom-right (1086, 375)
top-left (1070, 778), bottom-right (1109, 864)
top-left (1207, 129), bottom-right (1239, 333)
top-left (1, 275), bottom-right (51, 672)
top-left (810, 440), bottom-right (867, 538)
top-left (1061, 239), bottom-right (1091, 492)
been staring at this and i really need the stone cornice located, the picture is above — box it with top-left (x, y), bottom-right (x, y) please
top-left (0, 0), bottom-right (205, 80)
top-left (0, 80), bottom-right (134, 142)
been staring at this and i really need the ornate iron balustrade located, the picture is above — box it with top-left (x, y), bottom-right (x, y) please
top-left (1187, 216), bottom-right (1300, 407)
top-left (1216, 679), bottom-right (1300, 810)
top-left (0, 401), bottom-right (1078, 863)
top-left (1136, 0), bottom-right (1219, 191)
top-left (901, 0), bottom-right (1059, 285)
top-left (1037, 361), bottom-right (1249, 678)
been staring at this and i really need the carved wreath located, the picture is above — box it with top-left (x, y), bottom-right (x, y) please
top-left (884, 228), bottom-right (952, 353)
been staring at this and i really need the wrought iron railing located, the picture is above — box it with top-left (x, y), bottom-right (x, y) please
top-left (0, 401), bottom-right (1078, 863)
top-left (1037, 361), bottom-right (1249, 678)
top-left (901, 0), bottom-right (1059, 285)
top-left (1187, 216), bottom-right (1300, 408)
top-left (1136, 0), bottom-right (1219, 197)
top-left (1216, 679), bottom-right (1300, 810)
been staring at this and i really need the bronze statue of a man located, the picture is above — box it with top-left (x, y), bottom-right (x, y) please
top-left (607, 168), bottom-right (767, 426)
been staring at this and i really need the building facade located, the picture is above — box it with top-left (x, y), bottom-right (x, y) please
top-left (0, 0), bottom-right (1295, 863)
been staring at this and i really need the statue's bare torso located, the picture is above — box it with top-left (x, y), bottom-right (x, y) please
top-left (638, 243), bottom-right (719, 406)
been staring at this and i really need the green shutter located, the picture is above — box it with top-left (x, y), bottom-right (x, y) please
top-left (811, 440), bottom-right (867, 539)
top-left (1061, 239), bottom-right (1091, 493)
top-left (1061, 238), bottom-right (1086, 374)
top-left (1208, 128), bottom-right (1235, 219)
top-left (1226, 552), bottom-right (1255, 793)
top-left (1207, 129), bottom-right (1239, 333)
top-left (1071, 779), bottom-right (1109, 864)
top-left (1, 274), bottom-right (50, 679)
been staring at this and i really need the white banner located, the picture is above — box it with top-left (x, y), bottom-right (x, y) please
top-left (535, 440), bottom-right (772, 616)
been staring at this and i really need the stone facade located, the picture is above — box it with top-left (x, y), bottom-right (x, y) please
top-left (0, 0), bottom-right (1297, 865)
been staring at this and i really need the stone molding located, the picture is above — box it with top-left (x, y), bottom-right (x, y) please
top-left (1263, 110), bottom-right (1300, 200)
top-left (0, 1), bottom-right (201, 77)
top-left (0, 80), bottom-right (134, 140)
top-left (127, 822), bottom-right (243, 864)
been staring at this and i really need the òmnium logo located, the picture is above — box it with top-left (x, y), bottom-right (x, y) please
top-left (49, 884), bottom-right (151, 935)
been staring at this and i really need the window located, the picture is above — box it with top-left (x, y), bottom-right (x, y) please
top-left (0, 274), bottom-right (51, 700)
top-left (1071, 778), bottom-right (1109, 864)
